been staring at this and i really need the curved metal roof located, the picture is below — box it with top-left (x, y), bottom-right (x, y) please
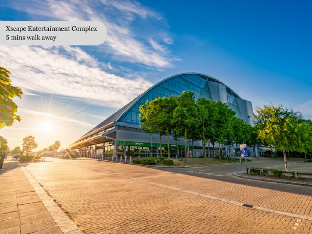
top-left (74, 72), bottom-right (241, 143)
top-left (115, 72), bottom-right (241, 124)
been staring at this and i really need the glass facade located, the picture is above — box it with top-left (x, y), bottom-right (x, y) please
top-left (118, 73), bottom-right (249, 125)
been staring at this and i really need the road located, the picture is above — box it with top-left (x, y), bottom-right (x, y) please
top-left (158, 158), bottom-right (312, 196)
top-left (22, 157), bottom-right (312, 233)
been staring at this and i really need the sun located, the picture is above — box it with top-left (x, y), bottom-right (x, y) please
top-left (38, 122), bottom-right (53, 132)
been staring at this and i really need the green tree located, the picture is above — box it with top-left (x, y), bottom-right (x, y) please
top-left (140, 98), bottom-right (166, 157)
top-left (172, 91), bottom-right (197, 158)
top-left (12, 146), bottom-right (21, 155)
top-left (297, 120), bottom-right (312, 161)
top-left (255, 104), bottom-right (301, 171)
top-left (0, 136), bottom-right (9, 152)
top-left (159, 96), bottom-right (177, 158)
top-left (214, 101), bottom-right (236, 160)
top-left (22, 136), bottom-right (38, 156)
top-left (48, 141), bottom-right (61, 156)
top-left (231, 118), bottom-right (246, 157)
top-left (0, 136), bottom-right (9, 169)
top-left (196, 98), bottom-right (217, 159)
top-left (0, 67), bottom-right (23, 128)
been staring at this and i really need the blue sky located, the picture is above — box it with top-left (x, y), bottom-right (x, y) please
top-left (0, 0), bottom-right (311, 149)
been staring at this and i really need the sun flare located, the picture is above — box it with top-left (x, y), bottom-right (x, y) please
top-left (38, 122), bottom-right (53, 133)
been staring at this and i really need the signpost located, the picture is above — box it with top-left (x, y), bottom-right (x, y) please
top-left (240, 144), bottom-right (249, 163)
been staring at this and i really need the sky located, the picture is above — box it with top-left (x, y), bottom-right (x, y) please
top-left (0, 0), bottom-right (311, 150)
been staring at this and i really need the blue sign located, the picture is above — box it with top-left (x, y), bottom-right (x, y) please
top-left (241, 147), bottom-right (249, 158)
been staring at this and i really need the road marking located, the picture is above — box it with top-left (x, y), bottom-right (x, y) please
top-left (130, 176), bottom-right (312, 221)
top-left (22, 167), bottom-right (81, 234)
top-left (292, 219), bottom-right (302, 230)
top-left (66, 161), bottom-right (312, 222)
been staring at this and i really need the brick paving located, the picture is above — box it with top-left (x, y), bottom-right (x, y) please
top-left (0, 160), bottom-right (62, 234)
top-left (23, 158), bottom-right (312, 234)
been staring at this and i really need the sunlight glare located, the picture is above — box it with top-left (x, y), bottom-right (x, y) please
top-left (38, 122), bottom-right (53, 133)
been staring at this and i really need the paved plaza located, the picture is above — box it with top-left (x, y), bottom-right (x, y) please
top-left (1, 158), bottom-right (312, 233)
top-left (0, 162), bottom-right (62, 234)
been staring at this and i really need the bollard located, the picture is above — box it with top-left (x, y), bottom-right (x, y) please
top-left (125, 156), bottom-right (127, 163)
top-left (130, 156), bottom-right (132, 163)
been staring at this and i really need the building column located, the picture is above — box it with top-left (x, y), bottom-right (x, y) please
top-left (123, 144), bottom-right (126, 157)
top-left (113, 141), bottom-right (118, 161)
top-left (102, 143), bottom-right (105, 160)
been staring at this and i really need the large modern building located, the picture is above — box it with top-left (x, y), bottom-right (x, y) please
top-left (70, 73), bottom-right (254, 159)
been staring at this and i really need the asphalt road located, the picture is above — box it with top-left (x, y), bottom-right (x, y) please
top-left (157, 158), bottom-right (312, 196)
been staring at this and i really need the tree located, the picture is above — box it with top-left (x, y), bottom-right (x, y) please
top-left (214, 101), bottom-right (236, 160)
top-left (140, 98), bottom-right (166, 157)
top-left (172, 91), bottom-right (197, 158)
top-left (0, 136), bottom-right (9, 169)
top-left (297, 120), bottom-right (312, 161)
top-left (0, 67), bottom-right (23, 128)
top-left (255, 104), bottom-right (301, 171)
top-left (158, 96), bottom-right (177, 159)
top-left (22, 136), bottom-right (38, 156)
top-left (0, 136), bottom-right (9, 153)
top-left (12, 146), bottom-right (21, 155)
top-left (50, 141), bottom-right (61, 156)
top-left (196, 98), bottom-right (217, 159)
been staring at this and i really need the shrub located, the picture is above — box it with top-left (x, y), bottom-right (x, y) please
top-left (132, 158), bottom-right (143, 164)
top-left (157, 158), bottom-right (174, 166)
top-left (132, 157), bottom-right (173, 166)
top-left (250, 167), bottom-right (260, 175)
top-left (272, 169), bottom-right (283, 178)
top-left (133, 157), bottom-right (156, 165)
top-left (306, 159), bottom-right (312, 163)
top-left (263, 168), bottom-right (269, 175)
top-left (20, 156), bottom-right (34, 162)
top-left (272, 154), bottom-right (278, 158)
top-left (19, 155), bottom-right (41, 162)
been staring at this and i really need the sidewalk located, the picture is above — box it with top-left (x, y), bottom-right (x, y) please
top-left (0, 160), bottom-right (62, 234)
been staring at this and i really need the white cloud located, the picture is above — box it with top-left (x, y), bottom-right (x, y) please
top-left (18, 108), bottom-right (95, 127)
top-left (296, 100), bottom-right (312, 119)
top-left (3, 0), bottom-right (175, 68)
top-left (0, 45), bottom-right (152, 107)
top-left (149, 39), bottom-right (167, 53)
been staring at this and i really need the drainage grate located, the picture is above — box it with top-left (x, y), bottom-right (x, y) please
top-left (242, 204), bottom-right (253, 208)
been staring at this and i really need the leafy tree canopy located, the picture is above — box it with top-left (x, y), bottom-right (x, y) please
top-left (12, 146), bottom-right (21, 155)
top-left (0, 136), bottom-right (9, 153)
top-left (0, 67), bottom-right (23, 128)
top-left (23, 136), bottom-right (38, 155)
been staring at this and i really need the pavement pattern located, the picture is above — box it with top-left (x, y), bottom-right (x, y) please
top-left (0, 161), bottom-right (62, 234)
top-left (21, 158), bottom-right (312, 234)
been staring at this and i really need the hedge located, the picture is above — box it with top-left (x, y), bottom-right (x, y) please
top-left (19, 156), bottom-right (41, 162)
top-left (132, 157), bottom-right (173, 166)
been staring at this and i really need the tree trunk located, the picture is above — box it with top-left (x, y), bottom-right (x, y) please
top-left (175, 139), bottom-right (179, 159)
top-left (202, 138), bottom-right (206, 159)
top-left (159, 133), bottom-right (162, 157)
top-left (184, 129), bottom-right (187, 160)
top-left (218, 144), bottom-right (221, 160)
top-left (207, 141), bottom-right (210, 158)
top-left (283, 150), bottom-right (288, 171)
top-left (212, 142), bottom-right (215, 158)
top-left (305, 152), bottom-right (307, 162)
top-left (192, 139), bottom-right (194, 158)
top-left (167, 130), bottom-right (170, 159)
top-left (0, 154), bottom-right (5, 169)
